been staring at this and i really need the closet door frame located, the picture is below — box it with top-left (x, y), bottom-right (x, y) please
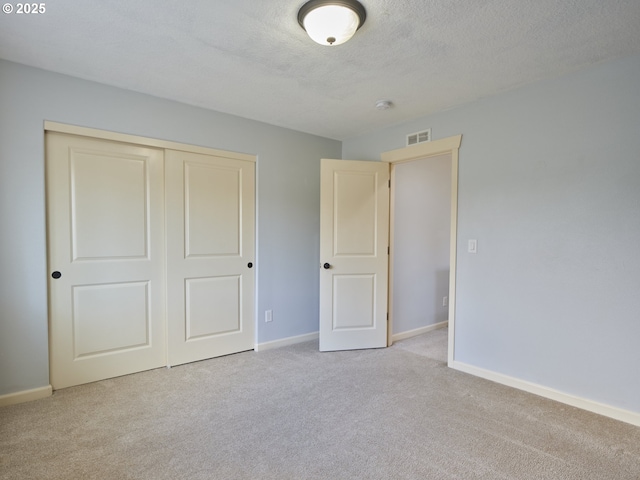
top-left (45, 122), bottom-right (256, 164)
top-left (381, 135), bottom-right (462, 366)
top-left (44, 121), bottom-right (257, 385)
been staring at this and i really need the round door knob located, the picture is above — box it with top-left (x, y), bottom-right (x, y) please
top-left (248, 262), bottom-right (253, 268)
top-left (51, 271), bottom-right (62, 279)
top-left (323, 263), bottom-right (331, 270)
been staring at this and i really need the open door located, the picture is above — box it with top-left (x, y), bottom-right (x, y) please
top-left (319, 159), bottom-right (390, 351)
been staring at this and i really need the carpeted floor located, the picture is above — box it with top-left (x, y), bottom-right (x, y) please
top-left (1, 329), bottom-right (639, 479)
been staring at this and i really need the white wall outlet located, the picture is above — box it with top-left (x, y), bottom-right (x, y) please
top-left (442, 296), bottom-right (448, 307)
top-left (265, 310), bottom-right (273, 323)
top-left (468, 239), bottom-right (478, 254)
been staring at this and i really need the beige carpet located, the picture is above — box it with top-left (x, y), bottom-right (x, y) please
top-left (1, 329), bottom-right (639, 479)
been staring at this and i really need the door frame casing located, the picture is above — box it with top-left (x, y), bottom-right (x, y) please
top-left (381, 135), bottom-right (462, 366)
top-left (44, 122), bottom-right (256, 163)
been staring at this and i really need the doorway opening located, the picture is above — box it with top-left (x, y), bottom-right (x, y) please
top-left (382, 135), bottom-right (462, 366)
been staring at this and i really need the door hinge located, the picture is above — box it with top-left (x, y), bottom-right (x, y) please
top-left (387, 313), bottom-right (389, 321)
top-left (388, 179), bottom-right (391, 188)
top-left (387, 246), bottom-right (390, 255)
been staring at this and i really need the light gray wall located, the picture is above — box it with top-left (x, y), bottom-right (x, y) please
top-left (392, 155), bottom-right (451, 334)
top-left (0, 60), bottom-right (341, 396)
top-left (344, 55), bottom-right (640, 414)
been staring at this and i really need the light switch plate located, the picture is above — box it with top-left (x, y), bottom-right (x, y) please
top-left (468, 239), bottom-right (477, 254)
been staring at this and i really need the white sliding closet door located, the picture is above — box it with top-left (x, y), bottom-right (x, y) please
top-left (47, 132), bottom-right (166, 389)
top-left (47, 127), bottom-right (256, 389)
top-left (165, 150), bottom-right (255, 366)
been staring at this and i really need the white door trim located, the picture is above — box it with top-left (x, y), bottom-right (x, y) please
top-left (44, 121), bottom-right (256, 163)
top-left (381, 135), bottom-right (462, 366)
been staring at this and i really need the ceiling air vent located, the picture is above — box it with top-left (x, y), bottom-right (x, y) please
top-left (407, 129), bottom-right (431, 146)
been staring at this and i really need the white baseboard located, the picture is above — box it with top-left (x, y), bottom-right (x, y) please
top-left (255, 332), bottom-right (319, 352)
top-left (0, 385), bottom-right (53, 407)
top-left (451, 361), bottom-right (640, 428)
top-left (392, 321), bottom-right (448, 343)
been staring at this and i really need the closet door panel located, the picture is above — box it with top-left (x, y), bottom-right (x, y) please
top-left (166, 150), bottom-right (255, 366)
top-left (46, 132), bottom-right (166, 389)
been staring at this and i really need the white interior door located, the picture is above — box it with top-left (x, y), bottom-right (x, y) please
top-left (165, 150), bottom-right (255, 366)
top-left (319, 159), bottom-right (390, 351)
top-left (46, 133), bottom-right (166, 389)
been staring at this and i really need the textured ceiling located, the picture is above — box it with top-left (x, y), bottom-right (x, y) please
top-left (1, 1), bottom-right (640, 140)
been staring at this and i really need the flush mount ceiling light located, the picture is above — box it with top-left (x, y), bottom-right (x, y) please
top-left (298, 0), bottom-right (367, 46)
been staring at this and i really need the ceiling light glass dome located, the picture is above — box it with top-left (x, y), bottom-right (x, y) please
top-left (298, 0), bottom-right (366, 46)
